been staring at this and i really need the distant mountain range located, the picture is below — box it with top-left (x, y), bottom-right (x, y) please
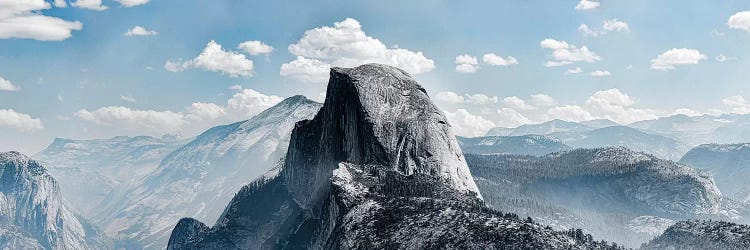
top-left (466, 147), bottom-right (744, 248)
top-left (0, 152), bottom-right (110, 249)
top-left (7, 64), bottom-right (750, 249)
top-left (34, 136), bottom-right (186, 221)
top-left (457, 135), bottom-right (571, 156)
top-left (681, 143), bottom-right (750, 204)
top-left (98, 95), bottom-right (321, 249)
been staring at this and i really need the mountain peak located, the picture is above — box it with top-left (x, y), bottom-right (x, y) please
top-left (283, 63), bottom-right (480, 211)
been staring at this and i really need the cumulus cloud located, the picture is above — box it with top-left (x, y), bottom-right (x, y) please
top-left (716, 54), bottom-right (728, 62)
top-left (53, 0), bottom-right (67, 7)
top-left (584, 88), bottom-right (657, 124)
top-left (281, 18), bottom-right (434, 83)
top-left (578, 24), bottom-right (601, 37)
top-left (455, 54), bottom-right (480, 73)
top-left (575, 0), bottom-right (600, 10)
top-left (124, 26), bottom-right (157, 36)
top-left (482, 53), bottom-right (518, 66)
top-left (435, 91), bottom-right (499, 105)
top-left (603, 19), bottom-right (630, 32)
top-left (671, 108), bottom-right (703, 117)
top-left (530, 94), bottom-right (555, 107)
top-left (435, 91), bottom-right (465, 104)
top-left (580, 19), bottom-right (630, 37)
top-left (444, 109), bottom-right (496, 137)
top-left (501, 96), bottom-right (535, 110)
top-left (590, 70), bottom-right (611, 77)
top-left (0, 77), bottom-right (20, 91)
top-left (72, 0), bottom-right (107, 11)
top-left (547, 105), bottom-right (595, 122)
top-left (650, 48), bottom-right (706, 70)
top-left (722, 95), bottom-right (750, 114)
top-left (0, 0), bottom-right (83, 41)
top-left (75, 107), bottom-right (185, 135)
top-left (279, 56), bottom-right (331, 83)
top-left (0, 109), bottom-right (43, 132)
top-left (728, 11), bottom-right (750, 32)
top-left (496, 108), bottom-right (532, 128)
top-left (114, 0), bottom-right (150, 7)
top-left (238, 40), bottom-right (274, 56)
top-left (225, 88), bottom-right (284, 120)
top-left (185, 102), bottom-right (226, 121)
top-left (166, 40), bottom-right (254, 77)
top-left (566, 67), bottom-right (583, 75)
top-left (540, 38), bottom-right (601, 67)
top-left (120, 95), bottom-right (136, 103)
top-left (75, 87), bottom-right (283, 135)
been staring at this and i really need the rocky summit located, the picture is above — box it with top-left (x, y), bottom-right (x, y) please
top-left (166, 64), bottom-right (619, 250)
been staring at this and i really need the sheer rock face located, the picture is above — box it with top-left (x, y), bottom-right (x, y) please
top-left (0, 151), bottom-right (110, 249)
top-left (283, 64), bottom-right (480, 212)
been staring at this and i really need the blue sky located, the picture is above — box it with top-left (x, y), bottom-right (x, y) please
top-left (1, 0), bottom-right (750, 153)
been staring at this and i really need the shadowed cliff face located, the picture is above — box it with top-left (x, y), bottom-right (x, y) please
top-left (283, 64), bottom-right (480, 212)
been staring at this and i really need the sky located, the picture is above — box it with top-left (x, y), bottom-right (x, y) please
top-left (1, 0), bottom-right (750, 154)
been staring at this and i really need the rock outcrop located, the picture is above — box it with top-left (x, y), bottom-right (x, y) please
top-left (0, 151), bottom-right (110, 249)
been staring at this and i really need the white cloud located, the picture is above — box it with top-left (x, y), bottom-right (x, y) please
top-left (455, 54), bottom-right (480, 73)
top-left (124, 26), bottom-right (158, 36)
top-left (75, 88), bottom-right (283, 135)
top-left (579, 19), bottom-right (630, 37)
top-left (671, 108), bottom-right (703, 117)
top-left (444, 109), bottom-right (496, 137)
top-left (496, 108), bottom-right (532, 128)
top-left (186, 102), bottom-right (226, 121)
top-left (578, 24), bottom-right (600, 37)
top-left (0, 77), bottom-right (20, 91)
top-left (228, 84), bottom-right (243, 91)
top-left (238, 40), bottom-right (274, 56)
top-left (584, 88), bottom-right (657, 124)
top-left (590, 70), bottom-right (611, 77)
top-left (0, 0), bottom-right (83, 41)
top-left (466, 94), bottom-right (499, 105)
top-left (0, 109), bottom-right (43, 132)
top-left (53, 0), bottom-right (67, 7)
top-left (540, 38), bottom-right (601, 67)
top-left (225, 88), bottom-right (283, 120)
top-left (530, 94), bottom-right (555, 107)
top-left (482, 53), bottom-right (518, 66)
top-left (547, 105), bottom-right (595, 122)
top-left (71, 0), bottom-right (107, 11)
top-left (501, 96), bottom-right (534, 110)
top-left (650, 48), bottom-right (706, 70)
top-left (722, 95), bottom-right (750, 114)
top-left (281, 18), bottom-right (434, 83)
top-left (575, 0), bottom-right (600, 10)
top-left (279, 56), bottom-right (331, 83)
top-left (728, 11), bottom-right (750, 32)
top-left (114, 0), bottom-right (150, 7)
top-left (566, 67), bottom-right (583, 75)
top-left (120, 95), bottom-right (136, 103)
top-left (166, 40), bottom-right (254, 77)
top-left (435, 91), bottom-right (465, 104)
top-left (602, 19), bottom-right (630, 32)
top-left (75, 107), bottom-right (185, 134)
top-left (716, 54), bottom-right (727, 62)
